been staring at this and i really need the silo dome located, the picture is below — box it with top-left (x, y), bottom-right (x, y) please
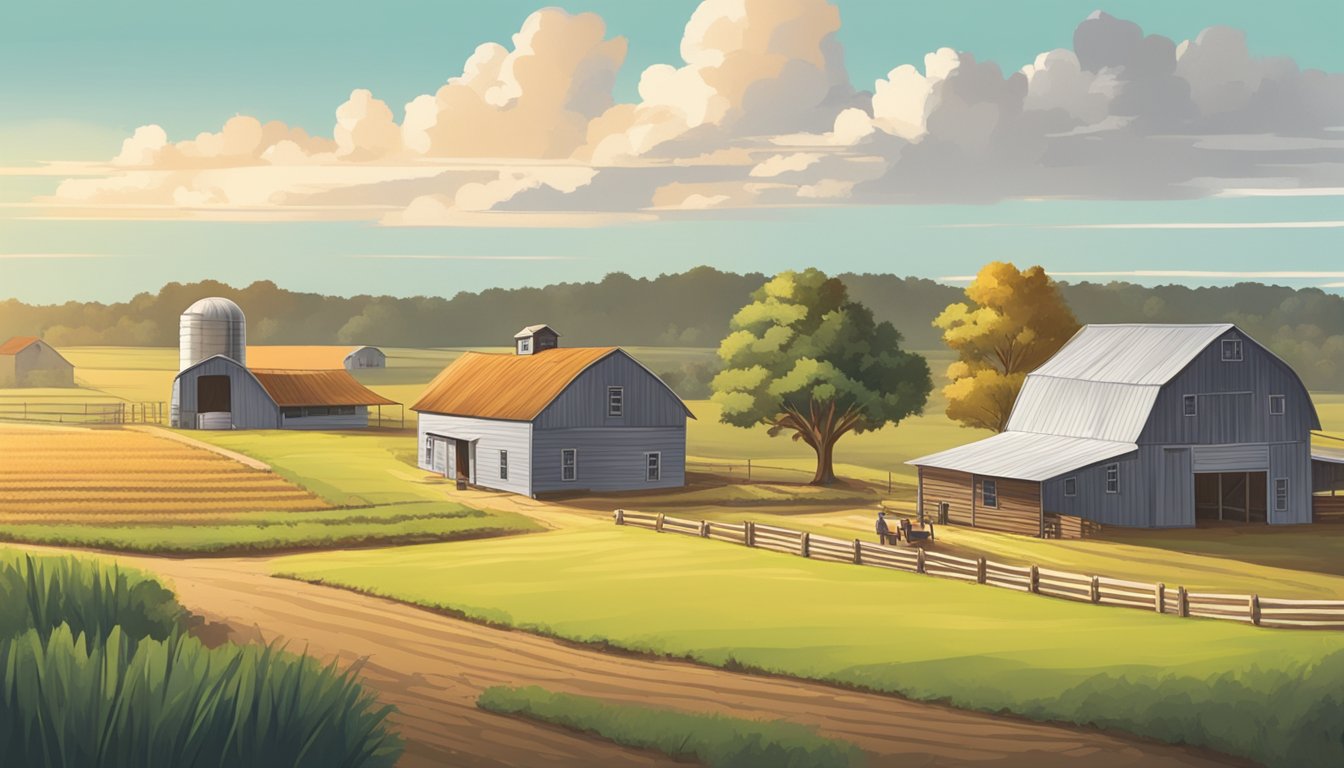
top-left (179, 297), bottom-right (246, 371)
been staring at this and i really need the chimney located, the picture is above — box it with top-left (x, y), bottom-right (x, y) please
top-left (513, 324), bottom-right (560, 356)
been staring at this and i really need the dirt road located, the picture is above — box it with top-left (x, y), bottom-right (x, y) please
top-left (63, 549), bottom-right (1241, 768)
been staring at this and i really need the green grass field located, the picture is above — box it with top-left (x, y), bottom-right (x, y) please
top-left (276, 525), bottom-right (1344, 767)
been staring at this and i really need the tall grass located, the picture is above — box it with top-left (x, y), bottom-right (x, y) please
top-left (0, 553), bottom-right (184, 643)
top-left (0, 551), bottom-right (402, 767)
top-left (0, 625), bottom-right (400, 768)
top-left (478, 685), bottom-right (865, 768)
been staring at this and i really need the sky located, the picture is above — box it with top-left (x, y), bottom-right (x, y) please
top-left (1, 0), bottom-right (1342, 304)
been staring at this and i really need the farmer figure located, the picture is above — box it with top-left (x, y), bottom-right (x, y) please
top-left (876, 510), bottom-right (892, 545)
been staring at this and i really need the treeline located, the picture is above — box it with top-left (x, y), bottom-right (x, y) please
top-left (3, 267), bottom-right (1344, 389)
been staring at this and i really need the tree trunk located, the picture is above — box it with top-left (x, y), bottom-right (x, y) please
top-left (810, 437), bottom-right (838, 485)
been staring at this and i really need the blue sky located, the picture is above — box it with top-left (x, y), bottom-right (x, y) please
top-left (1, 0), bottom-right (1341, 303)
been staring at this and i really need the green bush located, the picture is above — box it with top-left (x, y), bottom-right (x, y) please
top-left (0, 553), bottom-right (184, 644)
top-left (0, 625), bottom-right (401, 768)
top-left (478, 685), bottom-right (864, 768)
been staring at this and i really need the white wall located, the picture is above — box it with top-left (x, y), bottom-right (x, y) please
top-left (418, 412), bottom-right (533, 496)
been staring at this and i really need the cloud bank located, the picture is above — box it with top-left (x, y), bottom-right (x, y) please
top-left (31, 3), bottom-right (1344, 224)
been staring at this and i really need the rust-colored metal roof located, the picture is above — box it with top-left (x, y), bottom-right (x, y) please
top-left (250, 368), bottom-right (397, 407)
top-left (413, 347), bottom-right (621, 420)
top-left (0, 336), bottom-right (40, 356)
top-left (246, 346), bottom-right (364, 370)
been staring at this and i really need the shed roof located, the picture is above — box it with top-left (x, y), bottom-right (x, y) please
top-left (413, 347), bottom-right (693, 421)
top-left (908, 432), bottom-right (1137, 482)
top-left (245, 346), bottom-right (377, 370)
top-left (250, 368), bottom-right (396, 407)
top-left (1314, 445), bottom-right (1344, 465)
top-left (1030, 324), bottom-right (1233, 385)
top-left (514, 324), bottom-right (559, 339)
top-left (0, 336), bottom-right (40, 356)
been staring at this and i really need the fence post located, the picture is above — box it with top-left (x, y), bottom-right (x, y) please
top-left (916, 548), bottom-right (926, 574)
top-left (1177, 586), bottom-right (1189, 618)
top-left (746, 458), bottom-right (752, 482)
top-left (699, 520), bottom-right (709, 538)
top-left (800, 531), bottom-right (810, 558)
top-left (976, 557), bottom-right (987, 584)
top-left (1155, 583), bottom-right (1166, 614)
top-left (614, 509), bottom-right (625, 525)
top-left (1029, 565), bottom-right (1039, 594)
top-left (655, 513), bottom-right (665, 533)
top-left (852, 539), bottom-right (862, 565)
top-left (1090, 576), bottom-right (1100, 604)
top-left (745, 521), bottom-right (755, 547)
top-left (1250, 594), bottom-right (1261, 626)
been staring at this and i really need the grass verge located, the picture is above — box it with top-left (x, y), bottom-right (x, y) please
top-left (478, 685), bottom-right (865, 768)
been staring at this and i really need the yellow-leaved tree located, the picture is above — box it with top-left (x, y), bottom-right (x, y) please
top-left (934, 262), bottom-right (1079, 432)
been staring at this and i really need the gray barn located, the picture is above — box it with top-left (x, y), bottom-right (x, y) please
top-left (344, 346), bottom-right (386, 370)
top-left (0, 337), bottom-right (75, 388)
top-left (171, 355), bottom-right (396, 430)
top-left (414, 325), bottom-right (692, 496)
top-left (910, 324), bottom-right (1324, 534)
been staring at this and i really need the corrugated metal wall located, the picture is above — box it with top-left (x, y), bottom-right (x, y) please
top-left (418, 413), bottom-right (533, 496)
top-left (532, 427), bottom-right (686, 494)
top-left (170, 357), bottom-right (279, 429)
top-left (345, 348), bottom-right (386, 369)
top-left (534, 352), bottom-right (688, 430)
top-left (1269, 442), bottom-right (1313, 524)
top-left (280, 407), bottom-right (369, 430)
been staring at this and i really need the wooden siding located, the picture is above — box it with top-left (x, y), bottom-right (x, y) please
top-left (531, 427), bottom-right (685, 494)
top-left (170, 356), bottom-right (279, 429)
top-left (1269, 442), bottom-right (1313, 524)
top-left (535, 352), bottom-right (689, 430)
top-left (418, 413), bottom-right (533, 496)
top-left (918, 467), bottom-right (975, 526)
top-left (1141, 328), bottom-right (1317, 445)
top-left (972, 475), bottom-right (1043, 536)
top-left (1042, 449), bottom-right (1149, 527)
top-left (1315, 460), bottom-right (1344, 494)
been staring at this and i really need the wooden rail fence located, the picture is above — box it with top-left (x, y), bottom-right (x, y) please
top-left (613, 509), bottom-right (1344, 631)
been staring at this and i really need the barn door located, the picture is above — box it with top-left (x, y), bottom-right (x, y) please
top-left (197, 375), bottom-right (231, 412)
top-left (1156, 447), bottom-right (1193, 527)
top-left (430, 437), bottom-right (448, 476)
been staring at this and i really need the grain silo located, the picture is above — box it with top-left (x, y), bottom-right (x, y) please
top-left (179, 297), bottom-right (246, 371)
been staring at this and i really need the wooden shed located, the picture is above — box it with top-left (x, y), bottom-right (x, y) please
top-left (414, 324), bottom-right (692, 497)
top-left (910, 324), bottom-right (1321, 534)
top-left (0, 337), bottom-right (74, 388)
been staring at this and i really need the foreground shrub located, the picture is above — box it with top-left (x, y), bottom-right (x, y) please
top-left (478, 685), bottom-right (864, 768)
top-left (0, 553), bottom-right (184, 643)
top-left (0, 624), bottom-right (402, 768)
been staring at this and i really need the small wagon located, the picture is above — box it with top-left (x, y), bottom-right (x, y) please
top-left (898, 518), bottom-right (935, 546)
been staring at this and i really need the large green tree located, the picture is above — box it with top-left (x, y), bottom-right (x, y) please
top-left (711, 270), bottom-right (932, 485)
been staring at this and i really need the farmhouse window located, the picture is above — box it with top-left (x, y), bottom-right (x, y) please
top-left (1275, 478), bottom-right (1289, 512)
top-left (646, 452), bottom-right (661, 482)
top-left (282, 407), bottom-right (303, 418)
top-left (1183, 395), bottom-right (1197, 417)
top-left (561, 449), bottom-right (577, 482)
top-left (520, 339), bottom-right (531, 353)
top-left (982, 479), bottom-right (998, 508)
top-left (1064, 477), bottom-right (1077, 497)
top-left (1269, 395), bottom-right (1286, 415)
top-left (1221, 339), bottom-right (1243, 361)
top-left (425, 436), bottom-right (434, 465)
top-left (1105, 464), bottom-right (1120, 494)
top-left (608, 386), bottom-right (624, 417)
top-left (499, 450), bottom-right (508, 480)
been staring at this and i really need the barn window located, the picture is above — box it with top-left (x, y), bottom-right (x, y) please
top-left (519, 339), bottom-right (531, 354)
top-left (982, 479), bottom-right (998, 508)
top-left (499, 450), bottom-right (508, 480)
top-left (1183, 395), bottom-right (1197, 417)
top-left (645, 452), bottom-right (661, 482)
top-left (1274, 478), bottom-right (1289, 512)
top-left (1269, 395), bottom-right (1286, 415)
top-left (282, 407), bottom-right (303, 418)
top-left (1064, 477), bottom-right (1077, 497)
top-left (561, 449), bottom-right (577, 482)
top-left (608, 386), bottom-right (624, 417)
top-left (425, 436), bottom-right (434, 465)
top-left (1105, 464), bottom-right (1120, 494)
top-left (1221, 339), bottom-right (1243, 361)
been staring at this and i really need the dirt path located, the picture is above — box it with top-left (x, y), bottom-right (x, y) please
top-left (52, 548), bottom-right (1240, 768)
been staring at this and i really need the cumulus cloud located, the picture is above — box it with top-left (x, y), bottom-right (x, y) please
top-left (29, 3), bottom-right (1344, 224)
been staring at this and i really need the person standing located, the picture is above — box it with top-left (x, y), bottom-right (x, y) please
top-left (876, 510), bottom-right (892, 545)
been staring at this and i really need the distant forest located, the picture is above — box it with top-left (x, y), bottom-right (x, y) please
top-left (4, 266), bottom-right (1344, 390)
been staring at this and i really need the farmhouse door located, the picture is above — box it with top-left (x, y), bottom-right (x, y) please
top-left (1156, 447), bottom-right (1194, 527)
top-left (430, 437), bottom-right (448, 476)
